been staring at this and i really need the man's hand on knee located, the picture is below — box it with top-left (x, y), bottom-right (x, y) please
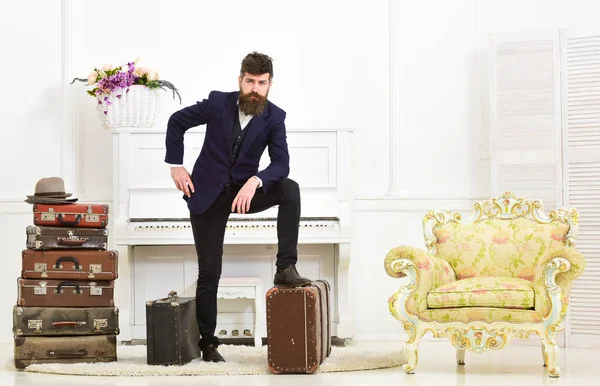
top-left (231, 177), bottom-right (260, 214)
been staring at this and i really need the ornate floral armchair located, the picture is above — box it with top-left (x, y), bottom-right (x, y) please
top-left (384, 192), bottom-right (585, 378)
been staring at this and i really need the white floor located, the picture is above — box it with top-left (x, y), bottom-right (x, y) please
top-left (3, 340), bottom-right (600, 386)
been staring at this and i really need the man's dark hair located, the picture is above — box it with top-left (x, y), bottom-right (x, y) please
top-left (240, 52), bottom-right (273, 80)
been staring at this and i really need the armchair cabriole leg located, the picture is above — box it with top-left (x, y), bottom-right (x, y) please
top-left (542, 343), bottom-right (547, 367)
top-left (403, 336), bottom-right (420, 374)
top-left (542, 337), bottom-right (560, 378)
top-left (456, 348), bottom-right (466, 365)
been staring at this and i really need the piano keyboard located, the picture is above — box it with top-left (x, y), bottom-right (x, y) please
top-left (128, 217), bottom-right (340, 232)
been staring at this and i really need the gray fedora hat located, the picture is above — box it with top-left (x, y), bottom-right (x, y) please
top-left (25, 177), bottom-right (78, 204)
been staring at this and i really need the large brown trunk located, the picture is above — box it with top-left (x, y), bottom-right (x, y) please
top-left (266, 280), bottom-right (331, 374)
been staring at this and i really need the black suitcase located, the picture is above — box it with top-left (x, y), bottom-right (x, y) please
top-left (26, 225), bottom-right (108, 250)
top-left (145, 290), bottom-right (200, 365)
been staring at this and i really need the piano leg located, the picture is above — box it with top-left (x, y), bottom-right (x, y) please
top-left (335, 242), bottom-right (354, 339)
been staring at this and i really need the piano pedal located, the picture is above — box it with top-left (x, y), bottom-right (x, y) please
top-left (231, 329), bottom-right (239, 337)
top-left (218, 330), bottom-right (227, 336)
top-left (243, 329), bottom-right (252, 337)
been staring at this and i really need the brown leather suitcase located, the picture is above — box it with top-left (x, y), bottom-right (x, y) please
top-left (145, 290), bottom-right (201, 366)
top-left (26, 225), bottom-right (108, 250)
top-left (13, 305), bottom-right (119, 336)
top-left (266, 280), bottom-right (331, 374)
top-left (33, 203), bottom-right (109, 228)
top-left (21, 249), bottom-right (118, 280)
top-left (17, 278), bottom-right (115, 308)
top-left (14, 335), bottom-right (117, 369)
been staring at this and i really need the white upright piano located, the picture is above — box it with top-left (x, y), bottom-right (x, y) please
top-left (111, 127), bottom-right (355, 342)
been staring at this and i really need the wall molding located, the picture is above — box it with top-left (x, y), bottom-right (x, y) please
top-left (355, 197), bottom-right (487, 212)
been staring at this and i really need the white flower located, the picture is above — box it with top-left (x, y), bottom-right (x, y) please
top-left (102, 63), bottom-right (113, 71)
top-left (87, 71), bottom-right (98, 85)
top-left (147, 69), bottom-right (159, 81)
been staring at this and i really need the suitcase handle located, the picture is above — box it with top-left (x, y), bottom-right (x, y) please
top-left (57, 237), bottom-right (88, 246)
top-left (52, 321), bottom-right (86, 327)
top-left (46, 349), bottom-right (88, 357)
top-left (57, 213), bottom-right (82, 226)
top-left (55, 281), bottom-right (83, 295)
top-left (54, 256), bottom-right (82, 270)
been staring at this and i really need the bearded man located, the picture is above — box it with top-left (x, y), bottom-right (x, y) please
top-left (164, 52), bottom-right (311, 362)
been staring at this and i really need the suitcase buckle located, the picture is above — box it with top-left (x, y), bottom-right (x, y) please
top-left (34, 263), bottom-right (48, 277)
top-left (88, 264), bottom-right (102, 278)
top-left (34, 281), bottom-right (47, 295)
top-left (93, 319), bottom-right (108, 332)
top-left (86, 214), bottom-right (100, 222)
top-left (89, 282), bottom-right (103, 296)
top-left (41, 213), bottom-right (56, 221)
top-left (28, 320), bottom-right (42, 333)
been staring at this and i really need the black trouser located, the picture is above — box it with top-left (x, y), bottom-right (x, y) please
top-left (190, 177), bottom-right (301, 349)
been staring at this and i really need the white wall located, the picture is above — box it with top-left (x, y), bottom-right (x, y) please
top-left (3, 0), bottom-right (600, 345)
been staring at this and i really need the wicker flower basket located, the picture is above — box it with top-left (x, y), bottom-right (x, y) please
top-left (96, 85), bottom-right (160, 130)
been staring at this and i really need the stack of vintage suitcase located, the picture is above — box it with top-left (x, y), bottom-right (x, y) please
top-left (266, 279), bottom-right (332, 374)
top-left (13, 203), bottom-right (119, 368)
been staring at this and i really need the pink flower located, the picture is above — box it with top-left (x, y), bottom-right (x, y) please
top-left (418, 260), bottom-right (431, 271)
top-left (473, 289), bottom-right (487, 295)
top-left (461, 243), bottom-right (472, 251)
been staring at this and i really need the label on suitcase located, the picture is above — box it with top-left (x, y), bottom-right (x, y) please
top-left (146, 290), bottom-right (201, 366)
top-left (14, 335), bottom-right (117, 369)
top-left (26, 225), bottom-right (108, 250)
top-left (266, 280), bottom-right (332, 374)
top-left (22, 249), bottom-right (118, 280)
top-left (13, 305), bottom-right (119, 336)
top-left (17, 278), bottom-right (115, 308)
top-left (33, 203), bottom-right (109, 228)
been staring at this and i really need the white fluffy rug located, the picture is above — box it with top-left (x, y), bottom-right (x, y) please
top-left (21, 344), bottom-right (406, 376)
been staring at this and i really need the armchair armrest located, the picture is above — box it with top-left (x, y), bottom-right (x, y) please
top-left (533, 246), bottom-right (586, 319)
top-left (384, 246), bottom-right (457, 315)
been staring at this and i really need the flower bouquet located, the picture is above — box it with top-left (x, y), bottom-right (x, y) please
top-left (71, 60), bottom-right (181, 130)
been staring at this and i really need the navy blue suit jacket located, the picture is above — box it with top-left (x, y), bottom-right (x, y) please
top-left (165, 91), bottom-right (290, 215)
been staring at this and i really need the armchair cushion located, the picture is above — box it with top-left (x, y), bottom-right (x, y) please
top-left (427, 277), bottom-right (534, 309)
top-left (433, 218), bottom-right (569, 281)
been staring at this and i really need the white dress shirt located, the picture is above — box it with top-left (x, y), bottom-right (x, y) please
top-left (168, 107), bottom-right (263, 188)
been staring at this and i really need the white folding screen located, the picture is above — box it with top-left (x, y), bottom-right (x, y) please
top-left (560, 27), bottom-right (600, 348)
top-left (490, 28), bottom-right (600, 348)
top-left (489, 31), bottom-right (562, 211)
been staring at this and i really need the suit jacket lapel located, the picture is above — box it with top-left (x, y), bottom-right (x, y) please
top-left (221, 92), bottom-right (239, 160)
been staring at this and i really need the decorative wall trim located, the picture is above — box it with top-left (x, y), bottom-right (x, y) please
top-left (355, 197), bottom-right (487, 212)
top-left (61, 0), bottom-right (77, 193)
top-left (387, 0), bottom-right (403, 195)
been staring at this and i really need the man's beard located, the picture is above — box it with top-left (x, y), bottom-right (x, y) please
top-left (238, 90), bottom-right (268, 116)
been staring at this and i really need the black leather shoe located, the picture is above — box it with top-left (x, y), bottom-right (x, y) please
top-left (201, 344), bottom-right (225, 362)
top-left (274, 265), bottom-right (312, 287)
